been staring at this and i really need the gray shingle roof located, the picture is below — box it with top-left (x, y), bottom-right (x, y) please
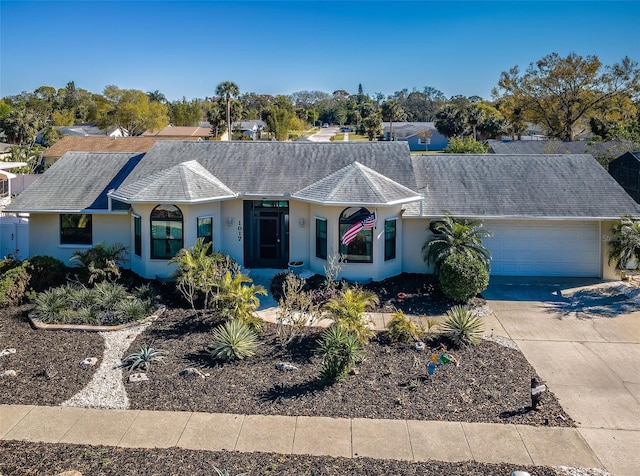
top-left (486, 139), bottom-right (633, 157)
top-left (110, 160), bottom-right (236, 203)
top-left (116, 141), bottom-right (416, 197)
top-left (5, 152), bottom-right (143, 212)
top-left (292, 161), bottom-right (422, 206)
top-left (410, 154), bottom-right (640, 219)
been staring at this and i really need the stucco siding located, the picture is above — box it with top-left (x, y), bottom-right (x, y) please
top-left (402, 218), bottom-right (431, 274)
top-left (289, 200), bottom-right (310, 265)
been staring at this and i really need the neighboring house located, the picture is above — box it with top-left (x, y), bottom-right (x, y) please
top-left (142, 125), bottom-right (211, 139)
top-left (1, 161), bottom-right (30, 259)
top-left (486, 139), bottom-right (632, 159)
top-left (37, 123), bottom-right (126, 144)
top-left (233, 120), bottom-right (265, 140)
top-left (5, 142), bottom-right (640, 282)
top-left (43, 136), bottom-right (171, 166)
top-left (382, 122), bottom-right (448, 151)
top-left (609, 151), bottom-right (640, 204)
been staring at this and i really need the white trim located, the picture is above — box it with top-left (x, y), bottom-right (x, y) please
top-left (291, 196), bottom-right (423, 207)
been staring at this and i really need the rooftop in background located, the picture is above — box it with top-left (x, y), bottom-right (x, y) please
top-left (43, 136), bottom-right (175, 161)
top-left (486, 139), bottom-right (637, 158)
top-left (142, 126), bottom-right (211, 138)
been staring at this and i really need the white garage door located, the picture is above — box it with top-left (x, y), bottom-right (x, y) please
top-left (484, 221), bottom-right (601, 277)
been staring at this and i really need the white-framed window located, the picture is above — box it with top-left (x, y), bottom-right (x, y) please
top-left (315, 217), bottom-right (327, 260)
top-left (197, 215), bottom-right (214, 247)
top-left (384, 218), bottom-right (397, 261)
top-left (133, 214), bottom-right (141, 257)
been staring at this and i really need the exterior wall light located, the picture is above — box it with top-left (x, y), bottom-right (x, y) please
top-left (226, 217), bottom-right (234, 226)
top-left (299, 218), bottom-right (305, 227)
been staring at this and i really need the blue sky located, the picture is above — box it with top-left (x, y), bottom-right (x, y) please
top-left (1, 1), bottom-right (639, 101)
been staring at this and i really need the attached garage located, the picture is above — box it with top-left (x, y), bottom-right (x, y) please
top-left (484, 220), bottom-right (601, 277)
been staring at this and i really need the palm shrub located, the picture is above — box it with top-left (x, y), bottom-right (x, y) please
top-left (439, 253), bottom-right (489, 302)
top-left (70, 242), bottom-right (127, 285)
top-left (423, 213), bottom-right (492, 273)
top-left (324, 286), bottom-right (379, 343)
top-left (210, 320), bottom-right (259, 362)
top-left (386, 310), bottom-right (422, 342)
top-left (214, 271), bottom-right (267, 325)
top-left (317, 325), bottom-right (364, 383)
top-left (122, 344), bottom-right (166, 371)
top-left (441, 305), bottom-right (484, 346)
top-left (607, 214), bottom-right (640, 273)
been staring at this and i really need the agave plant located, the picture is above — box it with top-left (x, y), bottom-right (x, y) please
top-left (210, 320), bottom-right (259, 362)
top-left (122, 344), bottom-right (166, 371)
top-left (441, 305), bottom-right (484, 346)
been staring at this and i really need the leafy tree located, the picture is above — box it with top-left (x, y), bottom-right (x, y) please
top-left (5, 144), bottom-right (45, 173)
top-left (169, 97), bottom-right (203, 126)
top-left (362, 112), bottom-right (382, 141)
top-left (62, 81), bottom-right (79, 111)
top-left (423, 213), bottom-right (492, 272)
top-left (443, 136), bottom-right (488, 154)
top-left (434, 104), bottom-right (467, 138)
top-left (494, 53), bottom-right (640, 141)
top-left (607, 215), bottom-right (640, 273)
top-left (1, 104), bottom-right (42, 144)
top-left (215, 81), bottom-right (240, 141)
top-left (262, 95), bottom-right (295, 140)
top-left (99, 86), bottom-right (169, 135)
top-left (381, 99), bottom-right (405, 140)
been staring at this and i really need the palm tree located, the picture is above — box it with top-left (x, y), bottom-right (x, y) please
top-left (422, 213), bottom-right (492, 272)
top-left (607, 215), bottom-right (640, 273)
top-left (215, 81), bottom-right (240, 141)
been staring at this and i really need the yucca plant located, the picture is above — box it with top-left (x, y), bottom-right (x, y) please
top-left (441, 305), bottom-right (484, 346)
top-left (386, 310), bottom-right (421, 342)
top-left (317, 325), bottom-right (364, 383)
top-left (324, 286), bottom-right (379, 343)
top-left (210, 320), bottom-right (259, 362)
top-left (122, 344), bottom-right (166, 371)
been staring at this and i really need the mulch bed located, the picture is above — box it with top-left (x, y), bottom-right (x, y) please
top-left (124, 308), bottom-right (572, 427)
top-left (0, 440), bottom-right (559, 476)
top-left (0, 305), bottom-right (103, 406)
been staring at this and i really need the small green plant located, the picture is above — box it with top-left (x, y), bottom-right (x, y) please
top-left (317, 325), bottom-right (364, 384)
top-left (122, 344), bottom-right (166, 371)
top-left (70, 242), bottom-right (127, 284)
top-left (24, 255), bottom-right (67, 292)
top-left (210, 320), bottom-right (259, 362)
top-left (324, 286), bottom-right (379, 343)
top-left (115, 298), bottom-right (152, 322)
top-left (439, 253), bottom-right (489, 302)
top-left (94, 281), bottom-right (129, 309)
top-left (441, 305), bottom-right (484, 346)
top-left (32, 286), bottom-right (68, 322)
top-left (386, 310), bottom-right (420, 342)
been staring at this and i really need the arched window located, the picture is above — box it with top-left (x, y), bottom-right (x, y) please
top-left (150, 204), bottom-right (183, 259)
top-left (339, 207), bottom-right (375, 263)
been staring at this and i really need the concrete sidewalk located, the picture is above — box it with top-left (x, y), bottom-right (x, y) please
top-left (0, 404), bottom-right (603, 469)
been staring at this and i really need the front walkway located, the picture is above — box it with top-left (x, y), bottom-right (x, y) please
top-left (0, 404), bottom-right (602, 469)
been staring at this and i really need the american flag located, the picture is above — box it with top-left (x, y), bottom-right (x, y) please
top-left (341, 211), bottom-right (376, 246)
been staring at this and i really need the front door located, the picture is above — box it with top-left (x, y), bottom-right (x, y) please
top-left (244, 200), bottom-right (289, 268)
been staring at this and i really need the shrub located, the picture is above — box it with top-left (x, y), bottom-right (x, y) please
top-left (439, 253), bottom-right (489, 302)
top-left (386, 310), bottom-right (421, 342)
top-left (276, 272), bottom-right (321, 347)
top-left (24, 255), bottom-right (67, 292)
top-left (0, 264), bottom-right (30, 306)
top-left (115, 298), bottom-right (153, 323)
top-left (324, 287), bottom-right (379, 343)
top-left (70, 242), bottom-right (127, 284)
top-left (210, 320), bottom-right (259, 362)
top-left (122, 344), bottom-right (166, 371)
top-left (317, 325), bottom-right (364, 384)
top-left (441, 305), bottom-right (484, 346)
top-left (0, 257), bottom-right (20, 276)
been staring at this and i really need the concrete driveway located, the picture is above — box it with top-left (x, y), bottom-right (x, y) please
top-left (483, 277), bottom-right (640, 476)
top-left (307, 126), bottom-right (338, 142)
